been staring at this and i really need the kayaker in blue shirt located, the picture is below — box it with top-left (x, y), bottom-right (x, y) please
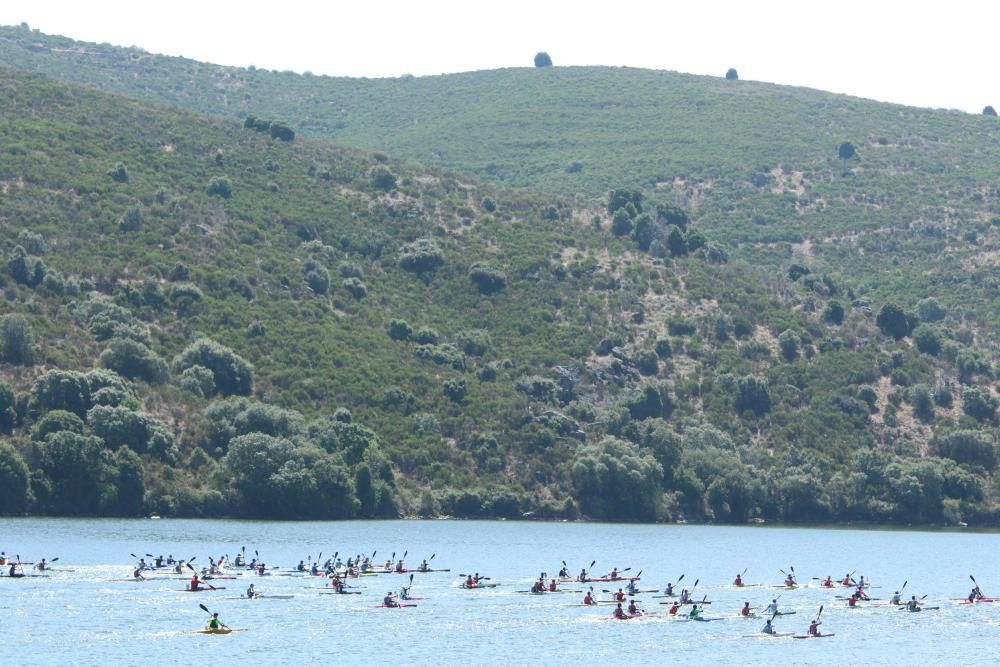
top-left (663, 582), bottom-right (675, 596)
top-left (968, 586), bottom-right (984, 602)
top-left (383, 591), bottom-right (399, 608)
top-left (762, 618), bottom-right (775, 634)
top-left (626, 580), bottom-right (638, 595)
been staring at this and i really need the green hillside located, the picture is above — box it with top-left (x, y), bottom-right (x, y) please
top-left (0, 26), bottom-right (998, 525)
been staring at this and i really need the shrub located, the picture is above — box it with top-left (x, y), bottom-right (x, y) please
top-left (178, 365), bottom-right (217, 397)
top-left (778, 329), bottom-right (801, 361)
top-left (468, 263), bottom-right (507, 294)
top-left (172, 338), bottom-right (253, 396)
top-left (0, 441), bottom-right (30, 514)
top-left (369, 165), bottom-right (397, 192)
top-left (876, 303), bottom-right (915, 339)
top-left (7, 245), bottom-right (45, 287)
top-left (339, 262), bottom-right (364, 279)
top-left (984, 106), bottom-right (998, 117)
top-left (933, 430), bottom-right (997, 469)
top-left (247, 320), bottom-right (266, 337)
top-left (454, 329), bottom-right (491, 356)
top-left (31, 409), bottom-right (85, 441)
top-left (962, 387), bottom-right (998, 422)
top-left (0, 314), bottom-right (34, 365)
top-left (838, 141), bottom-right (856, 160)
top-left (413, 327), bottom-right (439, 345)
top-left (342, 277), bottom-right (367, 299)
top-left (269, 121), bottom-right (295, 141)
top-left (443, 378), bottom-right (467, 402)
top-left (398, 238), bottom-right (444, 275)
top-left (387, 319), bottom-right (413, 341)
top-left (480, 196), bottom-right (497, 213)
top-left (99, 338), bottom-right (168, 384)
top-left (533, 52), bottom-right (553, 67)
top-left (823, 300), bottom-right (845, 324)
top-left (206, 176), bottom-right (231, 198)
top-left (107, 161), bottom-right (129, 183)
top-left (303, 261), bottom-right (331, 295)
top-left (16, 230), bottom-right (46, 255)
top-left (725, 68), bottom-right (739, 80)
top-left (912, 326), bottom-right (941, 355)
top-left (118, 205), bottom-right (142, 231)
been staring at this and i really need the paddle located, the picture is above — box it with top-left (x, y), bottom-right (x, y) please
top-left (198, 603), bottom-right (230, 630)
top-left (900, 580), bottom-right (908, 593)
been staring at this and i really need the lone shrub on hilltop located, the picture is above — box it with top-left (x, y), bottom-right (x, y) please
top-left (534, 52), bottom-right (552, 67)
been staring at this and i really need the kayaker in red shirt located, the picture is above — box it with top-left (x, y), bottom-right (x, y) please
top-left (548, 578), bottom-right (557, 592)
top-left (668, 601), bottom-right (680, 615)
top-left (583, 591), bottom-right (596, 605)
top-left (734, 574), bottom-right (743, 586)
top-left (614, 588), bottom-right (626, 601)
top-left (627, 600), bottom-right (640, 616)
top-left (841, 574), bottom-right (853, 586)
top-left (613, 603), bottom-right (627, 620)
top-left (190, 574), bottom-right (202, 591)
top-left (740, 602), bottom-right (752, 616)
top-left (808, 619), bottom-right (821, 636)
top-left (822, 576), bottom-right (834, 588)
top-left (847, 593), bottom-right (858, 607)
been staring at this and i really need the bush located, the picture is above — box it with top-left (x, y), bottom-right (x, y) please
top-left (778, 329), bottom-right (801, 361)
top-left (398, 238), bottom-right (444, 275)
top-left (725, 68), bottom-right (739, 80)
top-left (933, 430), bottom-right (997, 470)
top-left (107, 161), bottom-right (129, 183)
top-left (984, 106), bottom-right (998, 117)
top-left (468, 263), bottom-right (507, 294)
top-left (118, 205), bottom-right (142, 231)
top-left (387, 319), bottom-right (413, 341)
top-left (838, 141), bottom-right (856, 160)
top-left (17, 230), bottom-right (47, 255)
top-left (413, 327), bottom-right (440, 345)
top-left (342, 277), bottom-right (367, 299)
top-left (99, 338), bottom-right (168, 383)
top-left (481, 196), bottom-right (497, 213)
top-left (7, 245), bottom-right (45, 287)
top-left (206, 176), bottom-right (232, 198)
top-left (178, 365), bottom-right (216, 397)
top-left (172, 338), bottom-right (253, 396)
top-left (912, 326), bottom-right (941, 355)
top-left (533, 52), bottom-right (553, 67)
top-left (443, 378), bottom-right (467, 402)
top-left (369, 165), bottom-right (397, 192)
top-left (0, 313), bottom-right (34, 365)
top-left (876, 303), bottom-right (916, 339)
top-left (0, 441), bottom-right (29, 514)
top-left (269, 121), bottom-right (295, 141)
top-left (303, 262), bottom-right (331, 295)
top-left (823, 300), bottom-right (845, 325)
top-left (570, 437), bottom-right (662, 520)
top-left (962, 387), bottom-right (998, 422)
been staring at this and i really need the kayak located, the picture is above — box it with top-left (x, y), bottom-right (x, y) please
top-left (319, 590), bottom-right (362, 595)
top-left (374, 604), bottom-right (417, 608)
top-left (176, 587), bottom-right (226, 592)
top-left (461, 583), bottom-right (501, 589)
top-left (390, 568), bottom-right (450, 574)
top-left (234, 594), bottom-right (294, 600)
top-left (679, 617), bottom-right (723, 622)
top-left (400, 597), bottom-right (424, 601)
top-left (793, 633), bottom-right (835, 639)
top-left (954, 597), bottom-right (999, 604)
top-left (191, 628), bottom-right (248, 635)
top-left (744, 632), bottom-right (794, 638)
top-left (560, 577), bottom-right (640, 584)
top-left (900, 606), bottom-right (939, 611)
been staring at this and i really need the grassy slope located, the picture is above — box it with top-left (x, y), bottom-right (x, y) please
top-left (0, 26), bottom-right (998, 523)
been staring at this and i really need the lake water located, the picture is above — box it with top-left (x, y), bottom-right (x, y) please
top-left (3, 518), bottom-right (1000, 666)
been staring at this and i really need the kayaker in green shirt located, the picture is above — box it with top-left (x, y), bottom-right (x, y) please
top-left (207, 613), bottom-right (226, 630)
top-left (688, 604), bottom-right (701, 619)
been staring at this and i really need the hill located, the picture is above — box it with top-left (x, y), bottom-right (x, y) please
top-left (0, 28), bottom-right (998, 525)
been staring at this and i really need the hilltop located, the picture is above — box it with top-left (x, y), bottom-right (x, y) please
top-left (0, 27), bottom-right (997, 525)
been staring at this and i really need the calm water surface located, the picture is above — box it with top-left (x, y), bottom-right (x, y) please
top-left (3, 518), bottom-right (1000, 666)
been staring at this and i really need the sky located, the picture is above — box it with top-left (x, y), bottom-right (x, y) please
top-left (1, 1), bottom-right (997, 113)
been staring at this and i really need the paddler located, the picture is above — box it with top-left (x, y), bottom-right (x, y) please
top-left (465, 574), bottom-right (476, 588)
top-left (257, 563), bottom-right (266, 576)
top-left (783, 573), bottom-right (796, 587)
top-left (36, 558), bottom-right (48, 571)
top-left (246, 584), bottom-right (257, 599)
top-left (906, 596), bottom-right (921, 612)
top-left (734, 573), bottom-right (744, 587)
top-left (8, 563), bottom-right (17, 577)
top-left (678, 588), bottom-right (690, 604)
top-left (968, 585), bottom-right (984, 602)
top-left (558, 565), bottom-right (569, 578)
top-left (401, 585), bottom-right (412, 600)
top-left (609, 568), bottom-right (619, 580)
top-left (190, 574), bottom-right (203, 591)
top-left (206, 613), bottom-right (226, 631)
top-left (549, 578), bottom-right (558, 592)
top-left (154, 555), bottom-right (164, 568)
top-left (383, 591), bottom-right (399, 608)
top-left (578, 568), bottom-right (589, 583)
top-left (612, 602), bottom-right (627, 620)
top-left (627, 600), bottom-right (640, 616)
top-left (133, 568), bottom-right (145, 580)
top-left (858, 575), bottom-right (867, 589)
top-left (395, 559), bottom-right (405, 573)
top-left (854, 585), bottom-right (870, 601)
top-left (765, 599), bottom-right (779, 615)
top-left (311, 562), bottom-right (321, 576)
top-left (625, 580), bottom-right (638, 596)
top-left (138, 558), bottom-right (148, 571)
top-left (761, 618), bottom-right (775, 635)
top-left (687, 604), bottom-right (702, 619)
top-left (614, 588), bottom-right (626, 602)
top-left (419, 559), bottom-right (430, 572)
top-left (841, 573), bottom-right (853, 586)
top-left (583, 591), bottom-right (596, 606)
top-left (847, 593), bottom-right (858, 607)
top-left (740, 602), bottom-right (752, 617)
top-left (296, 560), bottom-right (306, 572)
top-left (890, 590), bottom-right (903, 605)
top-left (807, 618), bottom-right (821, 637)
top-left (382, 559), bottom-right (391, 570)
top-left (822, 576), bottom-right (834, 588)
top-left (0, 552), bottom-right (7, 565)
top-left (663, 582), bottom-right (675, 596)
top-left (667, 601), bottom-right (680, 616)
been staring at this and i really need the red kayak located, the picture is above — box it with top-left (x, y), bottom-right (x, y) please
top-left (177, 587), bottom-right (226, 592)
top-left (955, 597), bottom-right (1000, 604)
top-left (374, 604), bottom-right (417, 608)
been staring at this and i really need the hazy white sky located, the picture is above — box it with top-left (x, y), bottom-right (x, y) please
top-left (1, 1), bottom-right (996, 112)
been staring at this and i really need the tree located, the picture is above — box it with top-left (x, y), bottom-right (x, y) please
top-left (0, 442), bottom-right (29, 514)
top-left (932, 429), bottom-right (997, 470)
top-left (37, 431), bottom-right (118, 515)
top-left (838, 141), bottom-right (856, 160)
top-left (468, 263), bottom-right (507, 294)
top-left (99, 338), bottom-right (168, 383)
top-left (735, 375), bottom-right (771, 415)
top-left (725, 68), bottom-right (739, 81)
top-left (398, 239), bottom-right (444, 275)
top-left (570, 437), bottom-right (663, 520)
top-left (206, 176), bottom-right (231, 198)
top-left (115, 446), bottom-right (146, 515)
top-left (607, 189), bottom-right (643, 216)
top-left (0, 313), bottom-right (34, 365)
top-left (962, 387), bottom-right (998, 422)
top-left (533, 52), bottom-right (552, 67)
top-left (823, 300), bottom-right (845, 325)
top-left (369, 165), bottom-right (397, 191)
top-left (666, 226), bottom-right (687, 257)
top-left (7, 245), bottom-right (45, 287)
top-left (269, 121), bottom-right (295, 141)
top-left (610, 208), bottom-right (633, 236)
top-left (912, 325), bottom-right (941, 355)
top-left (172, 338), bottom-right (253, 396)
top-left (778, 329), bottom-right (801, 361)
top-left (983, 106), bottom-right (998, 117)
top-left (875, 303), bottom-right (915, 339)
